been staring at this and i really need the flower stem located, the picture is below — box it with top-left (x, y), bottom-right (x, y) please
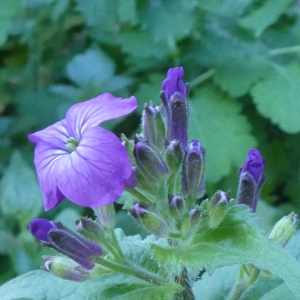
top-left (95, 256), bottom-right (168, 285)
top-left (126, 188), bottom-right (153, 204)
top-left (189, 69), bottom-right (215, 89)
top-left (228, 265), bottom-right (261, 300)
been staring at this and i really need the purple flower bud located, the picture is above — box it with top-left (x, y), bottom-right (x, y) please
top-left (29, 218), bottom-right (56, 242)
top-left (129, 203), bottom-right (168, 237)
top-left (133, 141), bottom-right (169, 182)
top-left (76, 217), bottom-right (105, 241)
top-left (29, 218), bottom-right (102, 270)
top-left (161, 67), bottom-right (189, 148)
top-left (170, 94), bottom-right (189, 148)
top-left (181, 140), bottom-right (206, 199)
top-left (237, 149), bottom-right (265, 212)
top-left (162, 67), bottom-right (186, 99)
top-left (241, 149), bottom-right (265, 183)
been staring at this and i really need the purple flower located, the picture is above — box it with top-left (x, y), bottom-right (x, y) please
top-left (241, 148), bottom-right (265, 183)
top-left (162, 67), bottom-right (186, 98)
top-left (28, 93), bottom-right (137, 211)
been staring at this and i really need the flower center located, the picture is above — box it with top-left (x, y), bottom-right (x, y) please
top-left (65, 137), bottom-right (79, 153)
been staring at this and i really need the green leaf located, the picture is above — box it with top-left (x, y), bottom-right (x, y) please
top-left (152, 206), bottom-right (300, 297)
top-left (140, 0), bottom-right (195, 42)
top-left (239, 0), bottom-right (294, 37)
top-left (213, 55), bottom-right (269, 97)
top-left (192, 265), bottom-right (238, 300)
top-left (134, 73), bottom-right (165, 113)
top-left (117, 0), bottom-right (137, 25)
top-left (0, 0), bottom-right (21, 46)
top-left (75, 0), bottom-right (119, 33)
top-left (258, 283), bottom-right (297, 300)
top-left (0, 152), bottom-right (42, 226)
top-left (0, 270), bottom-right (179, 300)
top-left (251, 62), bottom-right (300, 134)
top-left (67, 49), bottom-right (115, 87)
top-left (189, 84), bottom-right (256, 182)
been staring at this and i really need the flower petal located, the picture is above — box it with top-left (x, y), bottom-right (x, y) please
top-left (66, 93), bottom-right (138, 139)
top-left (33, 141), bottom-right (67, 210)
top-left (56, 126), bottom-right (132, 207)
top-left (28, 119), bottom-right (69, 149)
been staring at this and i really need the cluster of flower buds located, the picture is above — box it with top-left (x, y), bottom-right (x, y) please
top-left (125, 67), bottom-right (207, 239)
top-left (29, 218), bottom-right (103, 280)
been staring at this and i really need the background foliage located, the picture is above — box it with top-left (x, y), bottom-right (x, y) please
top-left (1, 0), bottom-right (300, 287)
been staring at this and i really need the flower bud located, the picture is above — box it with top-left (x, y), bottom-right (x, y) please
top-left (133, 141), bottom-right (169, 183)
top-left (181, 140), bottom-right (206, 199)
top-left (161, 67), bottom-right (189, 147)
top-left (236, 149), bottom-right (265, 212)
top-left (269, 212), bottom-right (298, 247)
top-left (29, 218), bottom-right (102, 270)
top-left (165, 140), bottom-right (184, 174)
top-left (181, 208), bottom-right (202, 240)
top-left (207, 190), bottom-right (230, 228)
top-left (42, 256), bottom-right (88, 282)
top-left (76, 217), bottom-right (105, 241)
top-left (129, 203), bottom-right (168, 237)
top-left (168, 194), bottom-right (184, 218)
top-left (141, 103), bottom-right (166, 148)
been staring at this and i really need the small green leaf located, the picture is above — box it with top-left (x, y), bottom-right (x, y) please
top-left (0, 270), bottom-right (179, 300)
top-left (0, 152), bottom-right (42, 226)
top-left (189, 84), bottom-right (256, 182)
top-left (152, 206), bottom-right (300, 298)
top-left (66, 49), bottom-right (115, 87)
top-left (239, 0), bottom-right (294, 37)
top-left (214, 55), bottom-right (269, 97)
top-left (251, 63), bottom-right (300, 133)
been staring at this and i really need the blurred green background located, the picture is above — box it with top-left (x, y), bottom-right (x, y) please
top-left (1, 0), bottom-right (300, 284)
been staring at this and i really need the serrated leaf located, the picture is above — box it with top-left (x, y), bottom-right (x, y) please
top-left (239, 0), bottom-right (294, 37)
top-left (0, 152), bottom-right (42, 226)
top-left (189, 84), bottom-right (256, 182)
top-left (75, 0), bottom-right (119, 33)
top-left (214, 55), bottom-right (269, 97)
top-left (66, 49), bottom-right (115, 87)
top-left (251, 63), bottom-right (300, 133)
top-left (152, 206), bottom-right (300, 298)
top-left (0, 270), bottom-right (180, 300)
top-left (140, 0), bottom-right (195, 42)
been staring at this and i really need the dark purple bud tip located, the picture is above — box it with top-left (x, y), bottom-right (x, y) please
top-left (162, 67), bottom-right (186, 99)
top-left (241, 148), bottom-right (265, 183)
top-left (29, 218), bottom-right (55, 242)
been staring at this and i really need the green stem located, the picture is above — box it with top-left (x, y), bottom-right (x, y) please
top-left (95, 257), bottom-right (168, 285)
top-left (228, 266), bottom-right (261, 300)
top-left (267, 45), bottom-right (300, 57)
top-left (126, 188), bottom-right (153, 204)
top-left (189, 69), bottom-right (215, 89)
